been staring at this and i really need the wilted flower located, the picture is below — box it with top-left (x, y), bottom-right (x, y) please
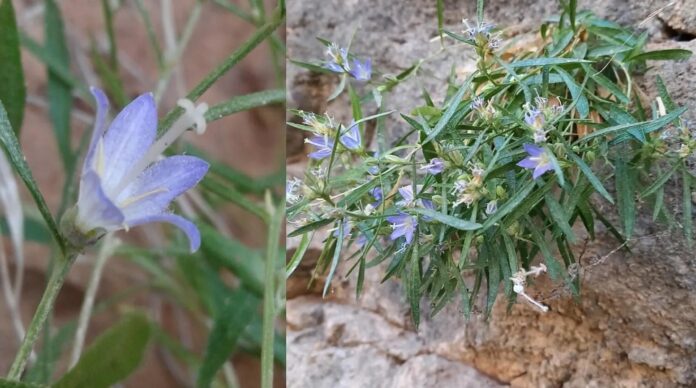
top-left (64, 87), bottom-right (209, 252)
top-left (485, 200), bottom-right (498, 215)
top-left (305, 136), bottom-right (334, 160)
top-left (286, 177), bottom-right (303, 204)
top-left (340, 121), bottom-right (361, 150)
top-left (517, 144), bottom-right (553, 179)
top-left (462, 19), bottom-right (495, 40)
top-left (421, 158), bottom-right (445, 175)
top-left (301, 112), bottom-right (334, 135)
top-left (471, 96), bottom-right (485, 110)
top-left (386, 213), bottom-right (417, 244)
top-left (349, 58), bottom-right (372, 81)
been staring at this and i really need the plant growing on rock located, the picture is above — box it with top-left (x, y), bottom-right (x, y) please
top-left (287, 0), bottom-right (693, 325)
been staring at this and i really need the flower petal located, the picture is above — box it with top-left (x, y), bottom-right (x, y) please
top-left (83, 87), bottom-right (110, 175)
top-left (76, 170), bottom-right (125, 232)
top-left (523, 143), bottom-right (543, 157)
top-left (516, 156), bottom-right (538, 169)
top-left (101, 92), bottom-right (157, 194)
top-left (128, 213), bottom-right (201, 252)
top-left (533, 163), bottom-right (553, 179)
top-left (117, 155), bottom-right (209, 220)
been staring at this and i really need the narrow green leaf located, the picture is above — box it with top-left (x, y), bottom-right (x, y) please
top-left (628, 49), bottom-right (692, 62)
top-left (484, 241), bottom-right (500, 316)
top-left (323, 221), bottom-right (344, 297)
top-left (422, 76), bottom-right (472, 144)
top-left (544, 193), bottom-right (576, 242)
top-left (204, 89), bottom-right (284, 122)
top-left (410, 207), bottom-right (482, 230)
top-left (569, 0), bottom-right (577, 30)
top-left (45, 0), bottom-right (74, 169)
top-left (640, 163), bottom-right (679, 199)
top-left (553, 66), bottom-right (589, 118)
top-left (590, 71), bottom-right (629, 104)
top-left (288, 218), bottom-right (335, 237)
top-left (197, 288), bottom-right (260, 388)
top-left (581, 107), bottom-right (686, 144)
top-left (614, 158), bottom-right (635, 238)
top-left (476, 0), bottom-right (484, 24)
top-left (567, 152), bottom-right (614, 203)
top-left (199, 223), bottom-right (264, 296)
top-left (508, 57), bottom-right (592, 68)
top-left (436, 0), bottom-right (444, 42)
top-left (407, 235), bottom-right (421, 328)
top-left (0, 102), bottom-right (65, 253)
top-left (0, 0), bottom-right (26, 134)
top-left (286, 232), bottom-right (313, 277)
top-left (526, 219), bottom-right (563, 280)
top-left (54, 314), bottom-right (151, 388)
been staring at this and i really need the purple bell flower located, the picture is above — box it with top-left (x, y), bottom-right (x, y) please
top-left (349, 58), bottom-right (372, 81)
top-left (305, 136), bottom-right (334, 160)
top-left (386, 213), bottom-right (417, 244)
top-left (516, 143), bottom-right (553, 179)
top-left (73, 87), bottom-right (209, 252)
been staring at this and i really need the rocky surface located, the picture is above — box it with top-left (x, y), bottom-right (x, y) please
top-left (287, 0), bottom-right (696, 387)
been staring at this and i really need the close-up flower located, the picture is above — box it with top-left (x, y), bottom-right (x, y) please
top-left (306, 135), bottom-right (335, 159)
top-left (349, 58), bottom-right (372, 81)
top-left (386, 213), bottom-right (418, 244)
top-left (517, 143), bottom-right (554, 179)
top-left (68, 88), bottom-right (209, 253)
top-left (340, 121), bottom-right (362, 150)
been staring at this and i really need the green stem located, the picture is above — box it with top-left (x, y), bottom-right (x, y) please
top-left (7, 255), bottom-right (75, 380)
top-left (260, 196), bottom-right (283, 388)
top-left (157, 10), bottom-right (284, 135)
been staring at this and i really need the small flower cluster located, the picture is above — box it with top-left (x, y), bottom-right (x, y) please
top-left (325, 42), bottom-right (372, 81)
top-left (523, 96), bottom-right (564, 144)
top-left (462, 19), bottom-right (501, 50)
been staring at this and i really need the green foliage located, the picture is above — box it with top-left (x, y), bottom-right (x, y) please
top-left (53, 314), bottom-right (151, 388)
top-left (0, 0), bottom-right (26, 134)
top-left (288, 1), bottom-right (693, 324)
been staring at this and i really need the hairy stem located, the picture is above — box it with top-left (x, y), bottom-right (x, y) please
top-left (7, 254), bottom-right (75, 380)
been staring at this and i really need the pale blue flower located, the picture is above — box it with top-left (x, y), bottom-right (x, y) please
top-left (517, 144), bottom-right (553, 179)
top-left (421, 158), bottom-right (445, 175)
top-left (305, 136), bottom-right (334, 159)
top-left (524, 107), bottom-right (544, 129)
top-left (386, 213), bottom-right (417, 244)
top-left (340, 121), bottom-right (361, 150)
top-left (349, 58), bottom-right (372, 81)
top-left (396, 186), bottom-right (415, 207)
top-left (74, 88), bottom-right (209, 252)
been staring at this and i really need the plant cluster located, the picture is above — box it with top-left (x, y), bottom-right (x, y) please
top-left (287, 1), bottom-right (694, 325)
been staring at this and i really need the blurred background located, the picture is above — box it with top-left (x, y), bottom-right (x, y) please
top-left (0, 0), bottom-right (285, 387)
